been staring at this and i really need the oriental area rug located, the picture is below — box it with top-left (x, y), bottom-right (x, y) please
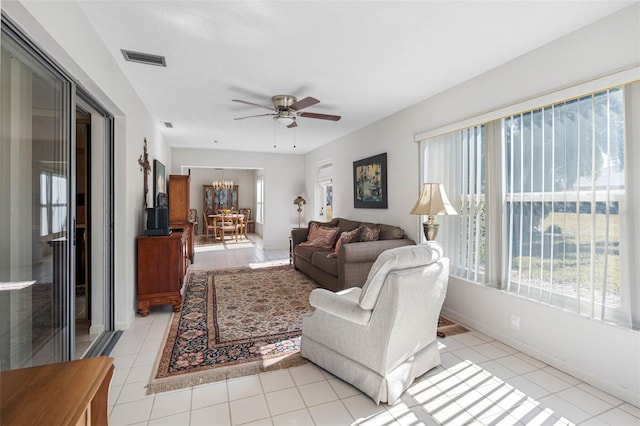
top-left (147, 265), bottom-right (318, 394)
top-left (147, 265), bottom-right (469, 394)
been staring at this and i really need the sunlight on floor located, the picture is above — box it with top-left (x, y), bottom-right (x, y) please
top-left (194, 240), bottom-right (256, 252)
top-left (194, 245), bottom-right (226, 253)
top-left (346, 359), bottom-right (571, 426)
top-left (409, 360), bottom-right (564, 425)
top-left (249, 259), bottom-right (290, 269)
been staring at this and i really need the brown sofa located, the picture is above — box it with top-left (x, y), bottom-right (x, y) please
top-left (291, 218), bottom-right (415, 292)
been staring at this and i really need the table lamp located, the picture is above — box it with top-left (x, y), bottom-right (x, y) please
top-left (410, 183), bottom-right (457, 241)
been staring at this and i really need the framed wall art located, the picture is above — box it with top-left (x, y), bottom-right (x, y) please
top-left (153, 159), bottom-right (166, 207)
top-left (353, 152), bottom-right (387, 209)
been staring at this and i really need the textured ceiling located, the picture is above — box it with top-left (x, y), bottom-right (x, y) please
top-left (78, 1), bottom-right (633, 154)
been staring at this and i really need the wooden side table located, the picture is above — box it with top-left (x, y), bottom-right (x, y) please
top-left (0, 356), bottom-right (114, 426)
top-left (289, 236), bottom-right (293, 265)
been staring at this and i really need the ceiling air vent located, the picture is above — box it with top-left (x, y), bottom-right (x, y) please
top-left (163, 122), bottom-right (173, 128)
top-left (121, 49), bottom-right (166, 67)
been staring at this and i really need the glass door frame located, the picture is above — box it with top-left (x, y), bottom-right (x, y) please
top-left (2, 13), bottom-right (115, 364)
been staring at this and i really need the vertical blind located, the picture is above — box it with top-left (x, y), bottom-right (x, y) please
top-left (504, 88), bottom-right (626, 324)
top-left (422, 125), bottom-right (486, 283)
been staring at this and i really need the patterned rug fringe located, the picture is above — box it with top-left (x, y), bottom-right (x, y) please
top-left (146, 352), bottom-right (307, 394)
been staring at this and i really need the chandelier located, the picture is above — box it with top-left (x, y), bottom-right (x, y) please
top-left (212, 169), bottom-right (233, 190)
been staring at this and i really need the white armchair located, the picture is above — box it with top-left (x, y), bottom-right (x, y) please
top-left (301, 242), bottom-right (449, 405)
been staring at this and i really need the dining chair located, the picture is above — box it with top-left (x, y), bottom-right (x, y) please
top-left (189, 208), bottom-right (199, 235)
top-left (216, 213), bottom-right (238, 242)
top-left (239, 208), bottom-right (255, 233)
top-left (236, 214), bottom-right (248, 240)
top-left (202, 212), bottom-right (215, 239)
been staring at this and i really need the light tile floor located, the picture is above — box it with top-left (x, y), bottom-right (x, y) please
top-left (108, 235), bottom-right (640, 426)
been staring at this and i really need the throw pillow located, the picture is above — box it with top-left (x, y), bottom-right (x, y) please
top-left (300, 222), bottom-right (340, 248)
top-left (305, 219), bottom-right (338, 238)
top-left (327, 228), bottom-right (360, 258)
top-left (358, 225), bottom-right (381, 242)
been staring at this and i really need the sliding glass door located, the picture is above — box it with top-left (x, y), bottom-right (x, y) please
top-left (1, 20), bottom-right (74, 368)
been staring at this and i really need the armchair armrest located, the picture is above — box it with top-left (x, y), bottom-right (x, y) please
top-left (308, 288), bottom-right (371, 326)
top-left (291, 227), bottom-right (308, 247)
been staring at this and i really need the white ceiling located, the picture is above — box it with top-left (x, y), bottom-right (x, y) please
top-left (78, 1), bottom-right (633, 154)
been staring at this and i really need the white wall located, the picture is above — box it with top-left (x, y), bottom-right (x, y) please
top-left (304, 4), bottom-right (640, 405)
top-left (171, 148), bottom-right (304, 249)
top-left (3, 1), bottom-right (170, 329)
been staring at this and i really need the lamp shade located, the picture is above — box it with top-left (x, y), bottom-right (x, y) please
top-left (410, 183), bottom-right (457, 216)
top-left (293, 196), bottom-right (306, 205)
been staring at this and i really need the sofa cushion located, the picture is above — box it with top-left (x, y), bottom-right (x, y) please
top-left (295, 244), bottom-right (331, 263)
top-left (359, 242), bottom-right (443, 310)
top-left (378, 224), bottom-right (405, 240)
top-left (327, 228), bottom-right (360, 258)
top-left (311, 251), bottom-right (339, 276)
top-left (357, 225), bottom-right (381, 242)
top-left (336, 218), bottom-right (361, 234)
top-left (300, 222), bottom-right (340, 248)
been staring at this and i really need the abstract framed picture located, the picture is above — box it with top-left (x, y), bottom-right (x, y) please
top-left (153, 159), bottom-right (166, 207)
top-left (353, 152), bottom-right (387, 209)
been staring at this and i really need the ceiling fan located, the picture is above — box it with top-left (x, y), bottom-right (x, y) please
top-left (233, 95), bottom-right (341, 128)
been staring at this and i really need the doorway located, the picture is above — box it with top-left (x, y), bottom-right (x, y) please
top-left (74, 109), bottom-right (92, 358)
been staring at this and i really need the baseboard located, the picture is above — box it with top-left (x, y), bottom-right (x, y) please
top-left (89, 324), bottom-right (105, 335)
top-left (440, 307), bottom-right (640, 407)
top-left (114, 310), bottom-right (136, 331)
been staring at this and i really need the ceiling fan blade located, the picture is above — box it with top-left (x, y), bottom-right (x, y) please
top-left (298, 112), bottom-right (341, 121)
top-left (233, 113), bottom-right (275, 120)
top-left (287, 120), bottom-right (298, 129)
top-left (290, 97), bottom-right (319, 111)
top-left (232, 99), bottom-right (274, 111)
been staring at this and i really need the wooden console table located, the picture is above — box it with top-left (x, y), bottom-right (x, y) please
top-left (0, 356), bottom-right (114, 426)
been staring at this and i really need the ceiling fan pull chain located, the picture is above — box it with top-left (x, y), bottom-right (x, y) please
top-left (273, 120), bottom-right (277, 149)
top-left (293, 127), bottom-right (297, 149)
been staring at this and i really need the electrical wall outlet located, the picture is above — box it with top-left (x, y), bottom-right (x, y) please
top-left (510, 314), bottom-right (521, 331)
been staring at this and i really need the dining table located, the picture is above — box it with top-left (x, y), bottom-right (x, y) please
top-left (207, 213), bottom-right (246, 242)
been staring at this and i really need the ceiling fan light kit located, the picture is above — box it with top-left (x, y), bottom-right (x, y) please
top-left (233, 95), bottom-right (341, 129)
top-left (274, 111), bottom-right (296, 127)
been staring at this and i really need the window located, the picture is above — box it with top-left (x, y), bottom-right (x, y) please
top-left (256, 176), bottom-right (264, 224)
top-left (504, 89), bottom-right (625, 321)
top-left (420, 86), bottom-right (632, 327)
top-left (40, 170), bottom-right (68, 237)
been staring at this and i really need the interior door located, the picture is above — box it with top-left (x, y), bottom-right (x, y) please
top-left (0, 19), bottom-right (74, 369)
